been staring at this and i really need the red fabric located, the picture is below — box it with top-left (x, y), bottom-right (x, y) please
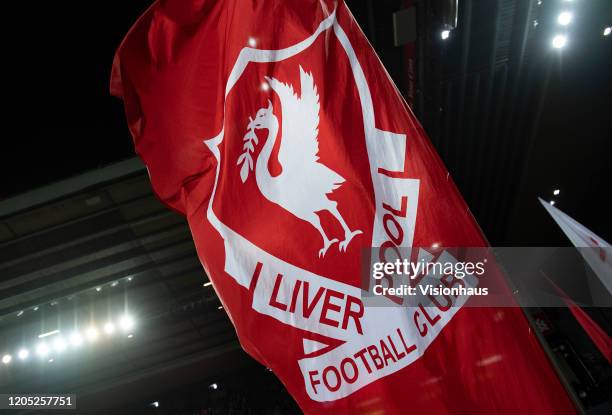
top-left (111, 1), bottom-right (576, 413)
top-left (546, 275), bottom-right (612, 363)
top-left (567, 302), bottom-right (612, 364)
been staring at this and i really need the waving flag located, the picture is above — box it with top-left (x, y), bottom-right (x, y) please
top-left (539, 198), bottom-right (612, 362)
top-left (112, 1), bottom-right (575, 413)
top-left (539, 197), bottom-right (612, 296)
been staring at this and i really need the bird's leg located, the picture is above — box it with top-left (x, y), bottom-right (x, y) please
top-left (311, 215), bottom-right (338, 258)
top-left (328, 205), bottom-right (363, 252)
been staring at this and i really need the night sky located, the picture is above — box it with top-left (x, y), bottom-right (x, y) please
top-left (2, 1), bottom-right (151, 198)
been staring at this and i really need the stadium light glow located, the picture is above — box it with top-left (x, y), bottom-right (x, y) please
top-left (70, 332), bottom-right (83, 347)
top-left (3, 316), bottom-right (145, 368)
top-left (441, 30), bottom-right (450, 40)
top-left (104, 322), bottom-right (116, 335)
top-left (53, 337), bottom-right (67, 353)
top-left (553, 189), bottom-right (560, 196)
top-left (3, 316), bottom-right (143, 368)
top-left (119, 315), bottom-right (135, 332)
top-left (557, 11), bottom-right (573, 26)
top-left (36, 342), bottom-right (49, 357)
top-left (552, 34), bottom-right (567, 49)
top-left (38, 329), bottom-right (60, 339)
top-left (86, 327), bottom-right (99, 342)
top-left (210, 383), bottom-right (218, 390)
top-left (604, 27), bottom-right (611, 36)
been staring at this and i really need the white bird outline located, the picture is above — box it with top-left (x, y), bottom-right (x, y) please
top-left (240, 66), bottom-right (362, 257)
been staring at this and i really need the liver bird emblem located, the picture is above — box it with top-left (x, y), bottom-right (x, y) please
top-left (237, 66), bottom-right (362, 257)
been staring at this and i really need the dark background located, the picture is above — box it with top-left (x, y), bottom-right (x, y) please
top-left (2, 1), bottom-right (149, 197)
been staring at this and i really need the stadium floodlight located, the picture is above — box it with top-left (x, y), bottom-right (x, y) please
top-left (53, 337), bottom-right (67, 353)
top-left (2, 354), bottom-right (12, 364)
top-left (18, 349), bottom-right (29, 360)
top-left (38, 329), bottom-right (60, 339)
top-left (36, 342), bottom-right (49, 357)
top-left (69, 332), bottom-right (83, 347)
top-left (552, 34), bottom-right (567, 49)
top-left (557, 11), bottom-right (573, 26)
top-left (441, 30), bottom-right (450, 40)
top-left (104, 322), bottom-right (115, 335)
top-left (209, 383), bottom-right (218, 390)
top-left (119, 315), bottom-right (134, 332)
top-left (86, 327), bottom-right (99, 342)
top-left (553, 189), bottom-right (560, 196)
top-left (604, 27), bottom-right (611, 37)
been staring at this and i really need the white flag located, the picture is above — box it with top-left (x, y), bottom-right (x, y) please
top-left (539, 197), bottom-right (612, 297)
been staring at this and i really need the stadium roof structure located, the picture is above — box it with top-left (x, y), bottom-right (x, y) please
top-left (0, 159), bottom-right (251, 413)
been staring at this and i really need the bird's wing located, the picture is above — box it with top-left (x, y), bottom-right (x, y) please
top-left (269, 66), bottom-right (321, 170)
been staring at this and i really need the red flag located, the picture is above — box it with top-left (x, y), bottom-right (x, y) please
top-left (563, 300), bottom-right (612, 364)
top-left (544, 272), bottom-right (612, 363)
top-left (112, 1), bottom-right (576, 413)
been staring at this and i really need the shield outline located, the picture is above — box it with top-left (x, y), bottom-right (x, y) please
top-left (203, 7), bottom-right (418, 281)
